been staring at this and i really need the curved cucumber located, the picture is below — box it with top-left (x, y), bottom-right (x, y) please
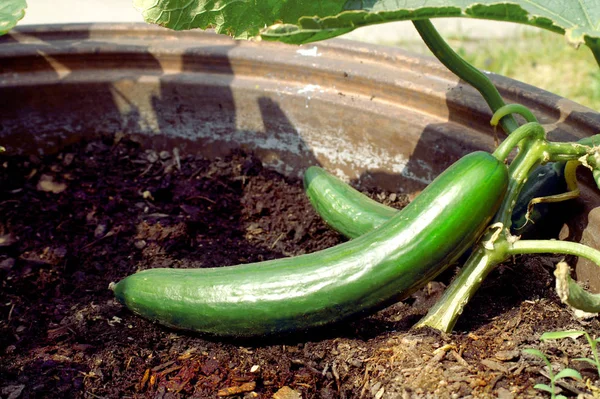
top-left (112, 151), bottom-right (508, 337)
top-left (303, 166), bottom-right (398, 239)
top-left (305, 162), bottom-right (567, 239)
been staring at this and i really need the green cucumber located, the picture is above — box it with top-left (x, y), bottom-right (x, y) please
top-left (303, 167), bottom-right (398, 239)
top-left (305, 162), bottom-right (567, 239)
top-left (112, 151), bottom-right (508, 337)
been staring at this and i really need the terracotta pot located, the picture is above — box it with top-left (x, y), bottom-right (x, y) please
top-left (2, 23), bottom-right (600, 289)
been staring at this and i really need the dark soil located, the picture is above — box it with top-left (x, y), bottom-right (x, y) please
top-left (1, 134), bottom-right (599, 399)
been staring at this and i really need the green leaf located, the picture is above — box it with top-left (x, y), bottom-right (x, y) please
top-left (540, 331), bottom-right (585, 341)
top-left (523, 348), bottom-right (547, 359)
top-left (554, 368), bottom-right (583, 381)
top-left (573, 357), bottom-right (598, 366)
top-left (262, 1), bottom-right (600, 47)
top-left (132, 0), bottom-right (600, 59)
top-left (0, 0), bottom-right (26, 36)
top-left (533, 384), bottom-right (555, 394)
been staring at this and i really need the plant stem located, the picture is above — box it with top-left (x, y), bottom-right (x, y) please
top-left (416, 136), bottom-right (600, 332)
top-left (546, 141), bottom-right (600, 164)
top-left (492, 122), bottom-right (545, 162)
top-left (490, 104), bottom-right (538, 126)
top-left (415, 145), bottom-right (541, 332)
top-left (554, 261), bottom-right (600, 314)
top-left (413, 19), bottom-right (519, 135)
top-left (509, 240), bottom-right (600, 265)
top-left (496, 140), bottom-right (546, 227)
top-left (584, 37), bottom-right (600, 70)
top-left (414, 246), bottom-right (498, 332)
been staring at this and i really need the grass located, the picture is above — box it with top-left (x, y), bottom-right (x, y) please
top-left (398, 29), bottom-right (600, 111)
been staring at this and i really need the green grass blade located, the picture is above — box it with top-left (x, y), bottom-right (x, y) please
top-left (533, 383), bottom-right (555, 393)
top-left (554, 368), bottom-right (583, 381)
top-left (573, 357), bottom-right (598, 366)
top-left (540, 331), bottom-right (585, 341)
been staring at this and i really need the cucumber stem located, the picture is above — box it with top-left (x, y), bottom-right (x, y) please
top-left (508, 239), bottom-right (600, 265)
top-left (491, 122), bottom-right (545, 163)
top-left (417, 135), bottom-right (600, 333)
top-left (414, 247), bottom-right (494, 332)
top-left (490, 104), bottom-right (539, 126)
top-left (412, 19), bottom-right (519, 135)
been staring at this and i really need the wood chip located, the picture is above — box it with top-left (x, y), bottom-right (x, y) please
top-left (152, 360), bottom-right (176, 372)
top-left (217, 381), bottom-right (256, 397)
top-left (481, 359), bottom-right (509, 374)
top-left (137, 368), bottom-right (150, 391)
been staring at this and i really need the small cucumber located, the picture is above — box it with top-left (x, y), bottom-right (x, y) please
top-left (303, 166), bottom-right (397, 239)
top-left (305, 162), bottom-right (567, 239)
top-left (112, 151), bottom-right (508, 337)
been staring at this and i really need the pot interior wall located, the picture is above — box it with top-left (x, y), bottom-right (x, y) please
top-left (2, 24), bottom-right (600, 289)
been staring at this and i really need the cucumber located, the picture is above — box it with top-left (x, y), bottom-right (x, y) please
top-left (303, 166), bottom-right (397, 239)
top-left (511, 162), bottom-right (567, 238)
top-left (305, 162), bottom-right (567, 239)
top-left (112, 151), bottom-right (508, 337)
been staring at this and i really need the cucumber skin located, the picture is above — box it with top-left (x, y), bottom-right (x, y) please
top-left (113, 152), bottom-right (508, 337)
top-left (305, 162), bottom-right (565, 239)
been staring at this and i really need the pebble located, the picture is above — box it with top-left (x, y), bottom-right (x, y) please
top-left (37, 174), bottom-right (67, 194)
top-left (495, 350), bottom-right (520, 361)
top-left (1, 385), bottom-right (25, 399)
top-left (94, 224), bottom-right (108, 238)
top-left (496, 387), bottom-right (514, 399)
top-left (272, 386), bottom-right (301, 399)
top-left (0, 234), bottom-right (17, 248)
top-left (62, 153), bottom-right (75, 166)
top-left (0, 258), bottom-right (15, 271)
top-left (146, 151), bottom-right (159, 163)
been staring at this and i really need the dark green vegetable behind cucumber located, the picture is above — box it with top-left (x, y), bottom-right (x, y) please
top-left (305, 162), bottom-right (569, 240)
top-left (511, 162), bottom-right (567, 238)
top-left (112, 151), bottom-right (508, 337)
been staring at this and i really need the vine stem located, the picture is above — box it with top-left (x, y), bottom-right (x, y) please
top-left (555, 262), bottom-right (600, 315)
top-left (584, 38), bottom-right (600, 70)
top-left (508, 240), bottom-right (600, 265)
top-left (413, 19), bottom-right (519, 135)
top-left (416, 135), bottom-right (600, 332)
top-left (492, 122), bottom-right (545, 162)
top-left (490, 104), bottom-right (538, 126)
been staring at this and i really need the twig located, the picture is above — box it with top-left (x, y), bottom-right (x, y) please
top-left (7, 302), bottom-right (14, 321)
